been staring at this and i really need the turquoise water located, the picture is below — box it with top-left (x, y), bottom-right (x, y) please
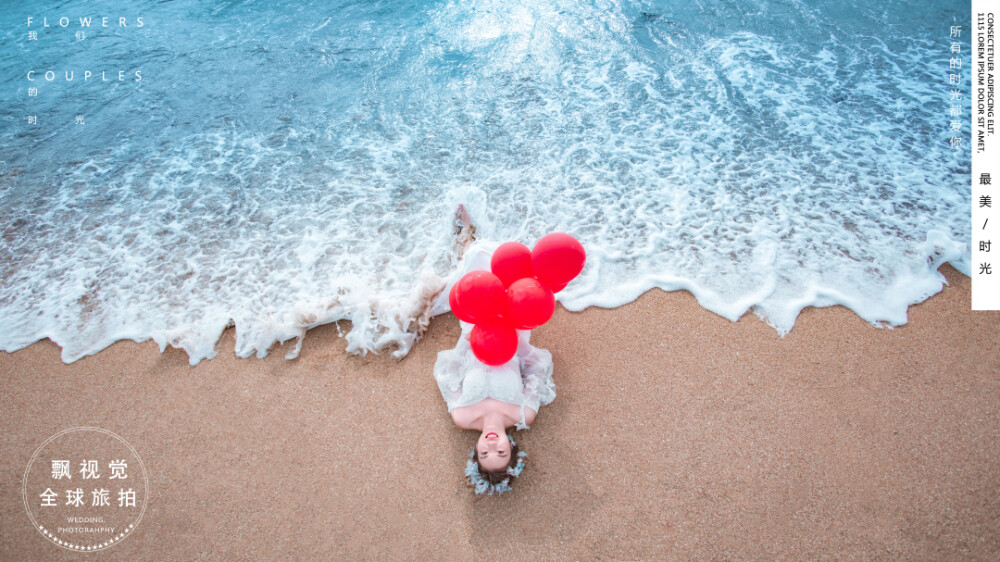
top-left (0, 0), bottom-right (972, 364)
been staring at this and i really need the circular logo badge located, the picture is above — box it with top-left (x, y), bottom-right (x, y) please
top-left (22, 427), bottom-right (149, 552)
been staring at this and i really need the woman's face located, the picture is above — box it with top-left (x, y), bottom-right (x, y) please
top-left (476, 430), bottom-right (511, 472)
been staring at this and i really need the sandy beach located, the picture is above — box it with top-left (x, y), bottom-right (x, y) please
top-left (1, 264), bottom-right (997, 560)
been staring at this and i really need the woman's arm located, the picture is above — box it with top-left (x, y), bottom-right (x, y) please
top-left (519, 344), bottom-right (556, 418)
top-left (522, 405), bottom-right (538, 426)
top-left (433, 335), bottom-right (472, 409)
top-left (450, 406), bottom-right (477, 430)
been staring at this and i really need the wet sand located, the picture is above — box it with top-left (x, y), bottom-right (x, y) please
top-left (1, 264), bottom-right (998, 560)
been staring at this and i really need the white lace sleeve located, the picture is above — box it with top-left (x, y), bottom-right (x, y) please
top-left (514, 331), bottom-right (555, 430)
top-left (433, 350), bottom-right (465, 410)
top-left (432, 322), bottom-right (475, 411)
top-left (521, 345), bottom-right (556, 408)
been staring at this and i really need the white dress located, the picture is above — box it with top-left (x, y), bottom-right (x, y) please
top-left (432, 242), bottom-right (557, 430)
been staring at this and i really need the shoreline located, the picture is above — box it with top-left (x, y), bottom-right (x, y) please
top-left (1, 263), bottom-right (998, 559)
top-left (1, 258), bottom-right (972, 368)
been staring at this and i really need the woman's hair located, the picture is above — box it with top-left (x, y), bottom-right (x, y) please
top-left (464, 432), bottom-right (528, 495)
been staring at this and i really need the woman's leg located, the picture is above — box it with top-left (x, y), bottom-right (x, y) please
top-left (453, 204), bottom-right (476, 260)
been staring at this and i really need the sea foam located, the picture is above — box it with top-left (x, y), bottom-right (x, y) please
top-left (0, 0), bottom-right (971, 365)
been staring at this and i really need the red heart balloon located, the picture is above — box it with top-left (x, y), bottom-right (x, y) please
top-left (469, 319), bottom-right (518, 366)
top-left (448, 281), bottom-right (476, 323)
top-left (531, 233), bottom-right (585, 291)
top-left (505, 277), bottom-right (555, 329)
top-left (455, 270), bottom-right (506, 323)
top-left (490, 241), bottom-right (534, 288)
top-left (546, 279), bottom-right (569, 293)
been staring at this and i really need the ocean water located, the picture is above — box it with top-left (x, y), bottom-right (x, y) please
top-left (0, 0), bottom-right (972, 365)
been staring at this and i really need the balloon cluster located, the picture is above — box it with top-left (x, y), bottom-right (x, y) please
top-left (449, 233), bottom-right (586, 366)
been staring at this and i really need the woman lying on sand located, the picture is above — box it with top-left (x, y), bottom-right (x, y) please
top-left (432, 207), bottom-right (557, 495)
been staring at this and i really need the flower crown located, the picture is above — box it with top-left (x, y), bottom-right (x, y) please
top-left (465, 433), bottom-right (528, 495)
